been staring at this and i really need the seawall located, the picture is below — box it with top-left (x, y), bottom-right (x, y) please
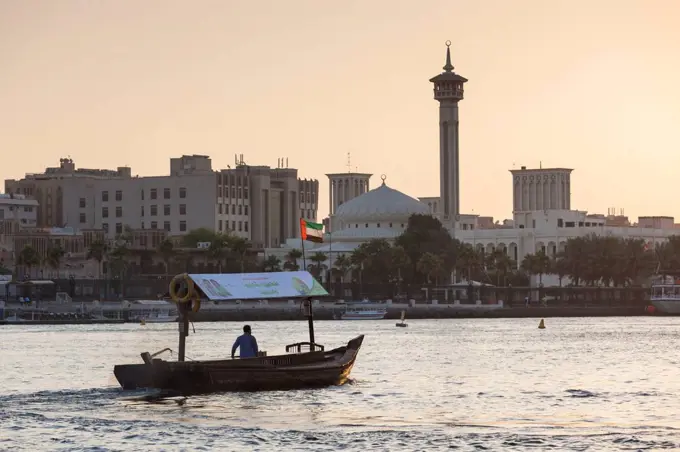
top-left (190, 306), bottom-right (649, 322)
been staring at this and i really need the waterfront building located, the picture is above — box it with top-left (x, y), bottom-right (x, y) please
top-left (0, 193), bottom-right (39, 267)
top-left (5, 155), bottom-right (319, 248)
top-left (264, 42), bottom-right (680, 284)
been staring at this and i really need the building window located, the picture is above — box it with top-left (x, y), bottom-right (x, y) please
top-left (218, 220), bottom-right (223, 231)
top-left (231, 204), bottom-right (235, 215)
top-left (115, 190), bottom-right (122, 201)
top-left (179, 204), bottom-right (186, 215)
top-left (115, 223), bottom-right (123, 234)
top-left (238, 221), bottom-right (242, 232)
top-left (141, 189), bottom-right (145, 200)
top-left (79, 213), bottom-right (86, 223)
top-left (79, 198), bottom-right (86, 208)
top-left (164, 221), bottom-right (171, 232)
top-left (218, 204), bottom-right (223, 214)
top-left (164, 204), bottom-right (171, 216)
top-left (102, 207), bottom-right (109, 218)
top-left (301, 192), bottom-right (306, 203)
top-left (141, 221), bottom-right (145, 229)
top-left (244, 188), bottom-right (248, 199)
top-left (244, 205), bottom-right (248, 215)
top-left (238, 205), bottom-right (242, 215)
top-left (164, 188), bottom-right (171, 199)
top-left (116, 206), bottom-right (122, 218)
top-left (238, 187), bottom-right (242, 199)
top-left (102, 223), bottom-right (109, 233)
top-left (244, 221), bottom-right (248, 232)
top-left (179, 220), bottom-right (187, 232)
top-left (150, 188), bottom-right (157, 200)
top-left (389, 223), bottom-right (393, 227)
top-left (151, 221), bottom-right (158, 229)
top-left (231, 221), bottom-right (235, 230)
top-left (102, 191), bottom-right (109, 202)
top-left (179, 187), bottom-right (187, 198)
top-left (231, 186), bottom-right (236, 198)
top-left (141, 206), bottom-right (145, 216)
top-left (151, 205), bottom-right (157, 216)
top-left (377, 223), bottom-right (381, 228)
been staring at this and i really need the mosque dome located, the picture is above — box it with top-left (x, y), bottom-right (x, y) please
top-left (334, 177), bottom-right (430, 222)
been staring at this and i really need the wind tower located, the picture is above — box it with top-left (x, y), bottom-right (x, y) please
top-left (430, 41), bottom-right (467, 230)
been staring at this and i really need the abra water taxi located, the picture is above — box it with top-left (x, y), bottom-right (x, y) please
top-left (113, 271), bottom-right (364, 395)
top-left (128, 299), bottom-right (178, 323)
top-left (341, 301), bottom-right (387, 320)
top-left (650, 276), bottom-right (680, 314)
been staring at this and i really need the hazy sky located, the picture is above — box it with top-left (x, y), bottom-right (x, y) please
top-left (2, 0), bottom-right (680, 222)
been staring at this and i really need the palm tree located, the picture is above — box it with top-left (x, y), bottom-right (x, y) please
top-left (87, 239), bottom-right (109, 279)
top-left (16, 245), bottom-right (41, 279)
top-left (520, 250), bottom-right (551, 285)
top-left (262, 255), bottom-right (282, 272)
top-left (417, 252), bottom-right (445, 284)
top-left (308, 252), bottom-right (328, 279)
top-left (486, 249), bottom-right (515, 286)
top-left (332, 254), bottom-right (352, 282)
top-left (207, 234), bottom-right (230, 272)
top-left (44, 244), bottom-right (65, 277)
top-left (455, 244), bottom-right (484, 283)
top-left (229, 236), bottom-right (252, 273)
top-left (157, 238), bottom-right (175, 276)
top-left (284, 249), bottom-right (302, 271)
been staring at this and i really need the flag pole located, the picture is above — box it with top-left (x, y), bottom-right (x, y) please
top-left (328, 230), bottom-right (333, 284)
top-left (300, 218), bottom-right (307, 272)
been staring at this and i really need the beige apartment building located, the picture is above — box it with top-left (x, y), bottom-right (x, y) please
top-left (5, 155), bottom-right (319, 249)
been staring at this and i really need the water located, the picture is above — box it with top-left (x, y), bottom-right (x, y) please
top-left (2, 318), bottom-right (680, 451)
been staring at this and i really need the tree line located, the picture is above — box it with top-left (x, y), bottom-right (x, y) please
top-left (12, 215), bottom-right (680, 288)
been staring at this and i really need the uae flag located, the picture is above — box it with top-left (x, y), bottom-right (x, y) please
top-left (300, 218), bottom-right (324, 243)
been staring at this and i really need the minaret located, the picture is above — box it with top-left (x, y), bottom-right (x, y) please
top-left (429, 41), bottom-right (467, 228)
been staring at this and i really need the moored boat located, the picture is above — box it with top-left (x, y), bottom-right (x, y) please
top-left (341, 300), bottom-right (387, 320)
top-left (650, 276), bottom-right (680, 314)
top-left (113, 271), bottom-right (365, 395)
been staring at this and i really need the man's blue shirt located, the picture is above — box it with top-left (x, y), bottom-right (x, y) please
top-left (232, 334), bottom-right (258, 358)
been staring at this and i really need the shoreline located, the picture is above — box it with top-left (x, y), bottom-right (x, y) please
top-left (0, 306), bottom-right (662, 325)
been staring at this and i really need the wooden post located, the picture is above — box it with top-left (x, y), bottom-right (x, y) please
top-left (306, 297), bottom-right (315, 345)
top-left (177, 302), bottom-right (189, 362)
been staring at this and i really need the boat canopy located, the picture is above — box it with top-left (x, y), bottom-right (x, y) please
top-left (186, 271), bottom-right (328, 301)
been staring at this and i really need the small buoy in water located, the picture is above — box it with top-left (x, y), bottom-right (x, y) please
top-left (646, 305), bottom-right (657, 314)
top-left (140, 319), bottom-right (146, 326)
top-left (538, 318), bottom-right (546, 329)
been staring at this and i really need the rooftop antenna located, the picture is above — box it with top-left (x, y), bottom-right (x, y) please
top-left (347, 152), bottom-right (352, 173)
top-left (540, 161), bottom-right (542, 169)
top-left (286, 157), bottom-right (288, 168)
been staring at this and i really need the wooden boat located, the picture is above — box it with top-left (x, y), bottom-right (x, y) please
top-left (113, 271), bottom-right (364, 395)
top-left (395, 310), bottom-right (408, 327)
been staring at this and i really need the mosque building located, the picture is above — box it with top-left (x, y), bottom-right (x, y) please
top-left (265, 42), bottom-right (680, 279)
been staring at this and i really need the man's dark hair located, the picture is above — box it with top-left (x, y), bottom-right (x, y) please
top-left (243, 325), bottom-right (251, 334)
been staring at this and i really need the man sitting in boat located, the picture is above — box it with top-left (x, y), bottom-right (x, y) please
top-left (231, 325), bottom-right (259, 359)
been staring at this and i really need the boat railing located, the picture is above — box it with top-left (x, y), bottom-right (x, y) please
top-left (651, 294), bottom-right (680, 300)
top-left (285, 342), bottom-right (325, 353)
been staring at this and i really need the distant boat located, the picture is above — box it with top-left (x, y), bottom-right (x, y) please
top-left (651, 277), bottom-right (680, 314)
top-left (129, 300), bottom-right (178, 323)
top-left (341, 302), bottom-right (387, 320)
top-left (395, 310), bottom-right (407, 327)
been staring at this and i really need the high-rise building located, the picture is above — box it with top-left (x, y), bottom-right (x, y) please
top-left (429, 41), bottom-right (467, 228)
top-left (5, 155), bottom-right (318, 248)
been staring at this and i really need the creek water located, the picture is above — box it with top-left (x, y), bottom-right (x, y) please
top-left (2, 317), bottom-right (680, 451)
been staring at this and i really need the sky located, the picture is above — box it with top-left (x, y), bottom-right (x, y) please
top-left (2, 0), bottom-right (680, 222)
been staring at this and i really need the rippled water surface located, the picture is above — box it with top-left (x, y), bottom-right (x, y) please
top-left (3, 317), bottom-right (680, 451)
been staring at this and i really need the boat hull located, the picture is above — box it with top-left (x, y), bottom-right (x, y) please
top-left (341, 313), bottom-right (386, 320)
top-left (651, 300), bottom-right (680, 314)
top-left (114, 335), bottom-right (364, 394)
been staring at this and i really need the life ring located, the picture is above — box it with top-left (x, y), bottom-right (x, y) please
top-left (191, 297), bottom-right (201, 313)
top-left (169, 273), bottom-right (194, 304)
